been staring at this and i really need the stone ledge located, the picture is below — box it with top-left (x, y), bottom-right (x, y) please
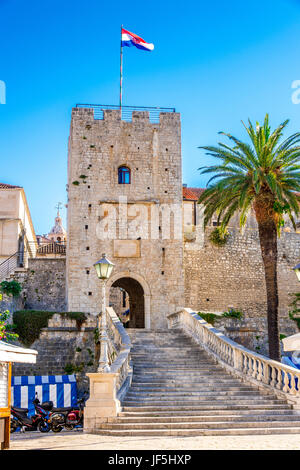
top-left (224, 327), bottom-right (257, 333)
top-left (41, 327), bottom-right (95, 332)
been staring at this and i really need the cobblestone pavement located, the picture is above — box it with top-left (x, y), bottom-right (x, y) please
top-left (9, 430), bottom-right (300, 450)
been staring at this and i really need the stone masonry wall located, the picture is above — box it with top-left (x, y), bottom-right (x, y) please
top-left (3, 258), bottom-right (66, 313)
top-left (184, 226), bottom-right (300, 319)
top-left (24, 258), bottom-right (66, 311)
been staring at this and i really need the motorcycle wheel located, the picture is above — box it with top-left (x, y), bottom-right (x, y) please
top-left (10, 419), bottom-right (19, 433)
top-left (37, 421), bottom-right (51, 433)
top-left (51, 425), bottom-right (63, 433)
top-left (65, 424), bottom-right (75, 430)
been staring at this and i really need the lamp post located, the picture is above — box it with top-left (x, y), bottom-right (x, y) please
top-left (293, 263), bottom-right (300, 282)
top-left (93, 253), bottom-right (115, 373)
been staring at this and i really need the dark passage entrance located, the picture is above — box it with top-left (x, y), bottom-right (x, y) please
top-left (109, 277), bottom-right (145, 328)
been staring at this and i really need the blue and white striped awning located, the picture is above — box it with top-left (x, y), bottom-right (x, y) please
top-left (11, 375), bottom-right (77, 415)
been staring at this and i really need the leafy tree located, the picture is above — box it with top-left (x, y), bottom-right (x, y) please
top-left (198, 114), bottom-right (300, 361)
top-left (0, 310), bottom-right (19, 342)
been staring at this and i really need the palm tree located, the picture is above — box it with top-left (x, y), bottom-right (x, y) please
top-left (198, 114), bottom-right (300, 361)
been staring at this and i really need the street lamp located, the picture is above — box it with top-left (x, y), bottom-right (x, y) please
top-left (293, 263), bottom-right (300, 282)
top-left (93, 253), bottom-right (115, 372)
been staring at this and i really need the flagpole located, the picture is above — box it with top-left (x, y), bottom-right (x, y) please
top-left (120, 24), bottom-right (123, 110)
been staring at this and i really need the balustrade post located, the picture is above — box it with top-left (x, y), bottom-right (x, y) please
top-left (270, 366), bottom-right (277, 388)
top-left (233, 348), bottom-right (241, 371)
top-left (97, 280), bottom-right (111, 373)
top-left (256, 360), bottom-right (263, 382)
top-left (252, 359), bottom-right (258, 379)
top-left (84, 372), bottom-right (120, 432)
top-left (283, 371), bottom-right (289, 393)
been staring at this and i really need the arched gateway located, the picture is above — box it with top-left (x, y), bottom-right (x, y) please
top-left (106, 272), bottom-right (151, 329)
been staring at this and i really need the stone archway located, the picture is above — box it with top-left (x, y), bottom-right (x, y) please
top-left (106, 272), bottom-right (151, 328)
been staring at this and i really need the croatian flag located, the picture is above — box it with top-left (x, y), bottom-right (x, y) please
top-left (121, 28), bottom-right (154, 52)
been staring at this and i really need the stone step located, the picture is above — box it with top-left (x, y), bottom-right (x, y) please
top-left (119, 408), bottom-right (295, 418)
top-left (131, 353), bottom-right (209, 356)
top-left (131, 345), bottom-right (212, 352)
top-left (127, 328), bottom-right (183, 333)
top-left (133, 364), bottom-right (216, 368)
top-left (132, 369), bottom-right (226, 374)
top-left (121, 403), bottom-right (291, 412)
top-left (131, 348), bottom-right (208, 351)
top-left (125, 390), bottom-right (270, 398)
top-left (131, 380), bottom-right (252, 386)
top-left (131, 375), bottom-right (243, 381)
top-left (122, 398), bottom-right (285, 406)
top-left (131, 377), bottom-right (251, 383)
top-left (93, 427), bottom-right (300, 437)
top-left (132, 360), bottom-right (212, 364)
top-left (115, 415), bottom-right (300, 424)
top-left (99, 419), bottom-right (300, 431)
top-left (129, 386), bottom-right (257, 392)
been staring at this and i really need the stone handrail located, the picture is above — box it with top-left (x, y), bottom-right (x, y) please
top-left (168, 308), bottom-right (300, 408)
top-left (105, 306), bottom-right (132, 399)
top-left (84, 307), bottom-right (132, 431)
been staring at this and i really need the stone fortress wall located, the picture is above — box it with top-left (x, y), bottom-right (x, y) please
top-left (184, 218), bottom-right (300, 318)
top-left (182, 201), bottom-right (300, 354)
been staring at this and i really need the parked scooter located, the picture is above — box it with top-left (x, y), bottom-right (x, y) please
top-left (10, 395), bottom-right (51, 433)
top-left (48, 395), bottom-right (87, 432)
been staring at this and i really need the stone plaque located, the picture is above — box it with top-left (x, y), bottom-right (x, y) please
top-left (94, 382), bottom-right (108, 396)
top-left (113, 240), bottom-right (141, 258)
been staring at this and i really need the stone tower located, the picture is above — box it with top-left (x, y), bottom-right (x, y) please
top-left (66, 106), bottom-right (184, 328)
top-left (47, 205), bottom-right (67, 243)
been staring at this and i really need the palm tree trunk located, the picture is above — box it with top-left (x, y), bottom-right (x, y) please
top-left (257, 220), bottom-right (280, 362)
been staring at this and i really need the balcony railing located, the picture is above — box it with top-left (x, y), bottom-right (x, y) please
top-left (27, 241), bottom-right (66, 257)
top-left (75, 104), bottom-right (176, 123)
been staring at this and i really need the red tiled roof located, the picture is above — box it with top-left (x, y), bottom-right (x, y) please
top-left (183, 187), bottom-right (205, 201)
top-left (0, 183), bottom-right (22, 189)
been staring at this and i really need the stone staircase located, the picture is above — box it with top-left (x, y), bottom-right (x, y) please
top-left (96, 329), bottom-right (300, 436)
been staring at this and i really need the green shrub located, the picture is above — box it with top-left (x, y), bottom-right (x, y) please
top-left (209, 227), bottom-right (230, 246)
top-left (13, 310), bottom-right (87, 346)
top-left (198, 313), bottom-right (218, 325)
top-left (64, 363), bottom-right (84, 374)
top-left (198, 308), bottom-right (243, 326)
top-left (222, 309), bottom-right (243, 320)
top-left (13, 310), bottom-right (54, 346)
top-left (0, 280), bottom-right (22, 297)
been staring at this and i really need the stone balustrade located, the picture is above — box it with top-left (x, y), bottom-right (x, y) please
top-left (168, 308), bottom-right (300, 408)
top-left (105, 307), bottom-right (132, 399)
top-left (84, 307), bottom-right (132, 432)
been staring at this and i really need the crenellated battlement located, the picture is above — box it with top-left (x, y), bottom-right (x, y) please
top-left (72, 104), bottom-right (179, 124)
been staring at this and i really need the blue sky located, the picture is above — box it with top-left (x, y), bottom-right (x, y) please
top-left (1, 0), bottom-right (300, 234)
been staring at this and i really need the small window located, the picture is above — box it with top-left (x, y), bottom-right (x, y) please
top-left (118, 166), bottom-right (131, 184)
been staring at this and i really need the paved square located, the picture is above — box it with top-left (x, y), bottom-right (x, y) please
top-left (9, 430), bottom-right (300, 450)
